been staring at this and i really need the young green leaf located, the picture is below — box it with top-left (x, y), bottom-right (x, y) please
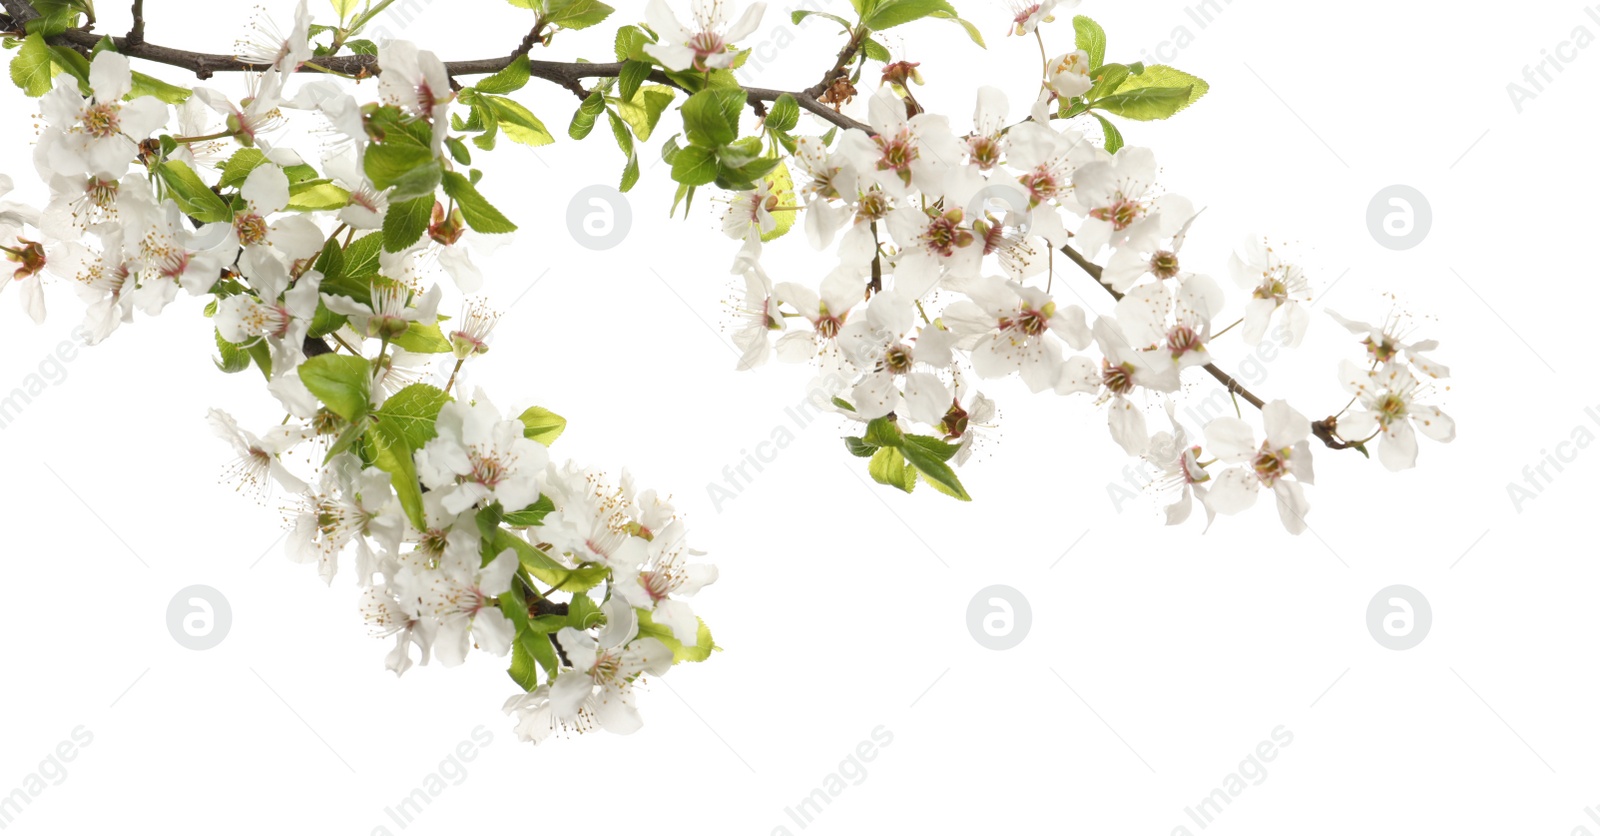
top-left (517, 406), bottom-right (567, 445)
top-left (1114, 65), bottom-right (1210, 115)
top-left (680, 87), bottom-right (745, 147)
top-left (765, 93), bottom-right (800, 133)
top-left (1073, 15), bottom-right (1107, 69)
top-left (390, 322), bottom-right (454, 353)
top-left (612, 85), bottom-right (674, 141)
top-left (474, 54), bottom-right (532, 94)
top-left (1092, 112), bottom-right (1124, 153)
top-left (483, 95), bottom-right (555, 146)
top-left (372, 383), bottom-right (451, 450)
top-left (868, 446), bottom-right (917, 493)
top-left (441, 171), bottom-right (517, 234)
top-left (298, 354), bottom-right (373, 422)
top-left (366, 417), bottom-right (426, 529)
top-left (544, 0), bottom-right (615, 29)
top-left (382, 195), bottom-right (434, 252)
top-left (569, 89), bottom-right (607, 139)
top-left (671, 144), bottom-right (719, 186)
top-left (617, 59), bottom-right (652, 102)
top-left (1093, 85), bottom-right (1193, 121)
top-left (155, 161), bottom-right (233, 224)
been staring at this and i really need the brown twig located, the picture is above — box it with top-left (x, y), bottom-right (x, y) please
top-left (805, 29), bottom-right (863, 99)
top-left (125, 0), bottom-right (144, 47)
top-left (0, 0), bottom-right (870, 130)
top-left (1059, 242), bottom-right (1348, 449)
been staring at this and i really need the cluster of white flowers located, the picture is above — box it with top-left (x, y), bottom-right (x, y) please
top-left (719, 11), bottom-right (1455, 531)
top-left (1, 11), bottom-right (716, 744)
top-left (0, 0), bottom-right (1456, 749)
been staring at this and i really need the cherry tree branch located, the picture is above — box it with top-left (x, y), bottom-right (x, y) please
top-left (0, 1), bottom-right (871, 131)
top-left (1053, 242), bottom-right (1363, 450)
top-left (124, 0), bottom-right (143, 47)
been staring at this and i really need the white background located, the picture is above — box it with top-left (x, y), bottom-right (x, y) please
top-left (0, 0), bottom-right (1595, 833)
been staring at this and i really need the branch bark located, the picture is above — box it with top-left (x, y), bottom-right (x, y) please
top-left (1057, 242), bottom-right (1348, 445)
top-left (0, 0), bottom-right (871, 131)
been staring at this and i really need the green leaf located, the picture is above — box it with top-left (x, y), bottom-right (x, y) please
top-left (1093, 112), bottom-right (1124, 153)
top-left (614, 24), bottom-right (652, 61)
top-left (1113, 64), bottom-right (1209, 115)
top-left (363, 141), bottom-right (438, 196)
top-left (130, 71), bottom-right (190, 103)
top-left (860, 37), bottom-right (892, 62)
top-left (1093, 85), bottom-right (1192, 121)
top-left (367, 417), bottom-right (425, 529)
top-left (903, 434), bottom-right (959, 464)
top-left (868, 447), bottom-right (917, 493)
top-left (372, 383), bottom-right (450, 449)
top-left (482, 95), bottom-right (555, 146)
top-left (488, 529), bottom-right (609, 593)
top-left (383, 195), bottom-right (434, 252)
top-left (343, 233), bottom-right (384, 279)
top-left (155, 161), bottom-right (233, 224)
top-left (765, 93), bottom-right (800, 133)
top-left (636, 610), bottom-right (717, 663)
top-left (502, 495), bottom-right (555, 527)
top-left (566, 592), bottom-right (602, 630)
top-left (517, 406), bottom-right (566, 445)
top-left (214, 330), bottom-right (252, 373)
top-left (901, 439), bottom-right (971, 500)
top-left (606, 110), bottom-right (634, 157)
top-left (620, 151), bottom-right (640, 192)
top-left (298, 353), bottom-right (373, 422)
top-left (1086, 63), bottom-right (1131, 100)
top-left (569, 90), bottom-right (606, 139)
top-left (507, 626), bottom-right (545, 690)
top-left (474, 54), bottom-right (531, 94)
top-left (936, 13), bottom-right (985, 47)
top-left (681, 87), bottom-right (744, 147)
top-left (544, 0), bottom-right (614, 29)
top-left (862, 0), bottom-right (955, 29)
top-left (46, 43), bottom-right (90, 91)
top-left (218, 148), bottom-right (269, 188)
top-left (286, 180), bottom-right (352, 212)
top-left (390, 322), bottom-right (453, 353)
top-left (670, 145), bottom-right (719, 186)
top-left (863, 416), bottom-right (905, 448)
top-left (844, 436), bottom-right (877, 457)
top-left (617, 59), bottom-right (651, 102)
top-left (1073, 15), bottom-right (1107, 69)
top-left (612, 85), bottom-right (673, 141)
top-left (23, 0), bottom-right (80, 37)
top-left (440, 171), bottom-right (516, 234)
top-left (790, 9), bottom-right (852, 29)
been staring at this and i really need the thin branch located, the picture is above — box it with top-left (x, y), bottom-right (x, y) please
top-left (805, 29), bottom-right (862, 99)
top-left (0, 1), bottom-right (870, 130)
top-left (125, 0), bottom-right (144, 47)
top-left (1059, 242), bottom-right (1348, 449)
